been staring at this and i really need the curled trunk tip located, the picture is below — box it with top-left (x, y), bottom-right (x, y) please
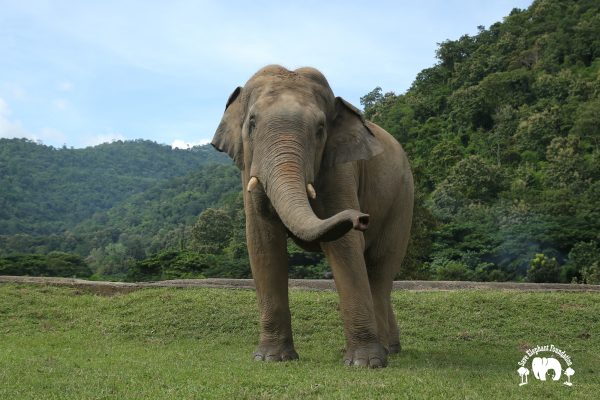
top-left (316, 210), bottom-right (369, 241)
top-left (355, 214), bottom-right (369, 231)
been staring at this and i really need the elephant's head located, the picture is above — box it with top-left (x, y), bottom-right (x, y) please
top-left (212, 65), bottom-right (383, 243)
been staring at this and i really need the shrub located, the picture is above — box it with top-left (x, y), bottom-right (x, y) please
top-left (429, 258), bottom-right (474, 281)
top-left (129, 250), bottom-right (252, 281)
top-left (581, 262), bottom-right (600, 285)
top-left (0, 252), bottom-right (91, 278)
top-left (128, 250), bottom-right (209, 281)
top-left (527, 253), bottom-right (561, 283)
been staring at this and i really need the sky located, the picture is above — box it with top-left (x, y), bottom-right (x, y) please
top-left (0, 0), bottom-right (533, 149)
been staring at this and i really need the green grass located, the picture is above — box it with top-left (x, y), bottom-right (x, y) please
top-left (0, 284), bottom-right (598, 399)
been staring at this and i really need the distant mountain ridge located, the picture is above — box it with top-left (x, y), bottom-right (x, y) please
top-left (70, 163), bottom-right (241, 257)
top-left (0, 138), bottom-right (231, 236)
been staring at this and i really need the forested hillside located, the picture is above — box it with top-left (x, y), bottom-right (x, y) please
top-left (0, 140), bottom-right (241, 279)
top-left (1, 0), bottom-right (598, 283)
top-left (361, 0), bottom-right (599, 283)
top-left (0, 139), bottom-right (229, 235)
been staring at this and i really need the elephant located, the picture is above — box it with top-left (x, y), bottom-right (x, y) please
top-left (532, 357), bottom-right (562, 381)
top-left (211, 65), bottom-right (414, 368)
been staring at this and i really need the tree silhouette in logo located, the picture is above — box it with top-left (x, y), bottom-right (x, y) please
top-left (518, 367), bottom-right (529, 386)
top-left (564, 367), bottom-right (575, 386)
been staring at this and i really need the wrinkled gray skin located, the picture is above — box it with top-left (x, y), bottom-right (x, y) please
top-left (212, 65), bottom-right (413, 368)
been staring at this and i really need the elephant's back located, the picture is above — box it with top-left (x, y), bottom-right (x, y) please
top-left (366, 121), bottom-right (408, 165)
top-left (362, 121), bottom-right (413, 199)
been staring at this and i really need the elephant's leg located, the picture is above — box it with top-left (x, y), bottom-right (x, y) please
top-left (365, 261), bottom-right (396, 354)
top-left (321, 232), bottom-right (387, 368)
top-left (387, 303), bottom-right (401, 354)
top-left (245, 191), bottom-right (298, 362)
top-left (368, 276), bottom-right (402, 354)
top-left (364, 184), bottom-right (412, 355)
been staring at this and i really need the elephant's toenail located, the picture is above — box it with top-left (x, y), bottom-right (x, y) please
top-left (353, 358), bottom-right (368, 367)
top-left (369, 358), bottom-right (384, 368)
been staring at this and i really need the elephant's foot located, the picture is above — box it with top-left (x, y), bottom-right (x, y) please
top-left (253, 342), bottom-right (299, 362)
top-left (389, 342), bottom-right (401, 354)
top-left (343, 342), bottom-right (388, 368)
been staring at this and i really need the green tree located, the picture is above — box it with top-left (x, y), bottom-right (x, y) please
top-left (0, 252), bottom-right (91, 278)
top-left (128, 250), bottom-right (209, 281)
top-left (86, 243), bottom-right (134, 278)
top-left (428, 258), bottom-right (474, 281)
top-left (564, 241), bottom-right (600, 282)
top-left (571, 99), bottom-right (600, 151)
top-left (581, 262), bottom-right (600, 284)
top-left (490, 105), bottom-right (519, 167)
top-left (527, 253), bottom-right (561, 283)
top-left (191, 208), bottom-right (233, 254)
top-left (360, 87), bottom-right (383, 118)
top-left (431, 155), bottom-right (504, 218)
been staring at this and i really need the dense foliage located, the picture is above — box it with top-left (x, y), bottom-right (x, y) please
top-left (361, 0), bottom-right (600, 282)
top-left (0, 139), bottom-right (243, 280)
top-left (1, 0), bottom-right (598, 282)
top-left (0, 252), bottom-right (91, 278)
top-left (0, 139), bottom-right (229, 235)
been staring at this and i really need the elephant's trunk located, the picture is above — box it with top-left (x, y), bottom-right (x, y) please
top-left (257, 135), bottom-right (369, 243)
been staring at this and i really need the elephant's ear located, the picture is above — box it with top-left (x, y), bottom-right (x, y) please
top-left (322, 97), bottom-right (384, 167)
top-left (212, 86), bottom-right (244, 169)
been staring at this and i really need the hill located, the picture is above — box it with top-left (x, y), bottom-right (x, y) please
top-left (0, 139), bottom-right (244, 279)
top-left (362, 0), bottom-right (600, 283)
top-left (71, 163), bottom-right (241, 257)
top-left (0, 283), bottom-right (598, 398)
top-left (0, 138), bottom-right (230, 235)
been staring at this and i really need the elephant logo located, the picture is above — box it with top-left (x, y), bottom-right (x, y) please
top-left (517, 345), bottom-right (574, 387)
top-left (532, 357), bottom-right (562, 381)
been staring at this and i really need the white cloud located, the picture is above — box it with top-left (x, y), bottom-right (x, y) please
top-left (0, 97), bottom-right (10, 116)
top-left (58, 81), bottom-right (73, 92)
top-left (53, 98), bottom-right (69, 110)
top-left (85, 133), bottom-right (126, 147)
top-left (0, 97), bottom-right (30, 139)
top-left (10, 85), bottom-right (27, 100)
top-left (171, 139), bottom-right (210, 149)
top-left (39, 127), bottom-right (67, 143)
top-left (0, 97), bottom-right (69, 145)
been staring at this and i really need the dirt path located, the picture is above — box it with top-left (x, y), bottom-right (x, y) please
top-left (1, 275), bottom-right (599, 295)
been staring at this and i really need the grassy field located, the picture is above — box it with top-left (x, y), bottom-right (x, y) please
top-left (0, 284), bottom-right (598, 399)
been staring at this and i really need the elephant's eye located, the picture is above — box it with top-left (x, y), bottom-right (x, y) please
top-left (248, 117), bottom-right (256, 137)
top-left (316, 124), bottom-right (325, 138)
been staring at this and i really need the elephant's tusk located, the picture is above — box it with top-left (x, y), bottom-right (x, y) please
top-left (247, 176), bottom-right (259, 192)
top-left (307, 183), bottom-right (316, 200)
